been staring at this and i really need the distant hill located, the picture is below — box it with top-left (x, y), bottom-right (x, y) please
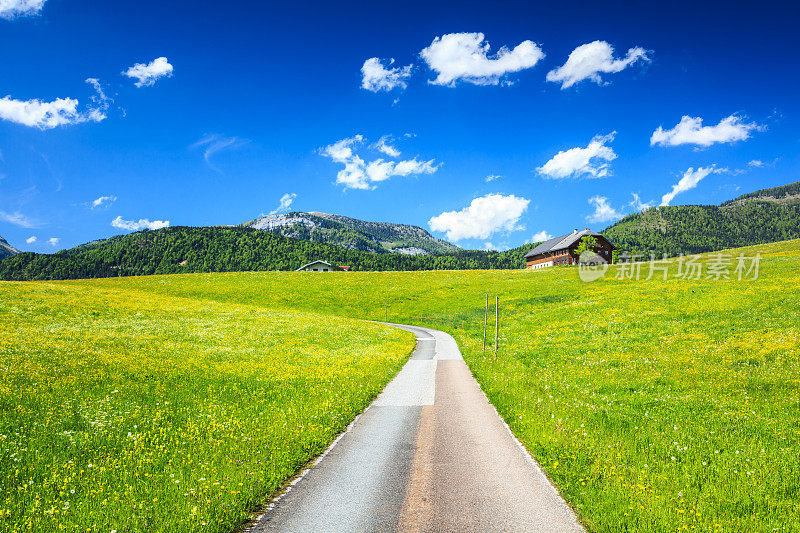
top-left (239, 211), bottom-right (460, 255)
top-left (603, 180), bottom-right (800, 256)
top-left (0, 226), bottom-right (527, 281)
top-left (0, 235), bottom-right (19, 260)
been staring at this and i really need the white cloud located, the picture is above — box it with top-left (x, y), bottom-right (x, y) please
top-left (537, 132), bottom-right (617, 179)
top-left (123, 57), bottom-right (173, 87)
top-left (320, 135), bottom-right (439, 190)
top-left (361, 58), bottom-right (412, 92)
top-left (660, 166), bottom-right (722, 206)
top-left (485, 174), bottom-right (502, 182)
top-left (586, 196), bottom-right (623, 224)
top-left (629, 193), bottom-right (654, 212)
top-left (191, 134), bottom-right (248, 173)
top-left (420, 32), bottom-right (544, 87)
top-left (650, 115), bottom-right (763, 147)
top-left (373, 135), bottom-right (401, 157)
top-left (428, 193), bottom-right (530, 241)
top-left (748, 158), bottom-right (777, 168)
top-left (25, 235), bottom-right (36, 244)
top-left (47, 237), bottom-right (59, 246)
top-left (532, 230), bottom-right (552, 242)
top-left (0, 210), bottom-right (34, 227)
top-left (91, 195), bottom-right (117, 209)
top-left (546, 41), bottom-right (650, 89)
top-left (270, 193), bottom-right (296, 215)
top-left (0, 0), bottom-right (45, 19)
top-left (0, 79), bottom-right (108, 129)
top-left (111, 216), bottom-right (169, 231)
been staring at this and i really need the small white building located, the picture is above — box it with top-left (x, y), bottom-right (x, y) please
top-left (295, 260), bottom-right (346, 272)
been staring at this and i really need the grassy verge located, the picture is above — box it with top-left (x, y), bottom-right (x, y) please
top-left (70, 239), bottom-right (800, 531)
top-left (0, 282), bottom-right (413, 532)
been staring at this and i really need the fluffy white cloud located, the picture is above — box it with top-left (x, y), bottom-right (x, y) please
top-left (428, 193), bottom-right (530, 241)
top-left (586, 196), bottom-right (623, 224)
top-left (373, 135), bottom-right (401, 157)
top-left (485, 174), bottom-right (502, 182)
top-left (91, 195), bottom-right (117, 209)
top-left (47, 237), bottom-right (59, 246)
top-left (25, 235), bottom-right (36, 244)
top-left (660, 166), bottom-right (722, 206)
top-left (537, 132), bottom-right (617, 179)
top-left (320, 135), bottom-right (439, 190)
top-left (0, 0), bottom-right (45, 18)
top-left (123, 57), bottom-right (173, 87)
top-left (420, 32), bottom-right (544, 87)
top-left (361, 58), bottom-right (412, 92)
top-left (111, 216), bottom-right (170, 231)
top-left (0, 79), bottom-right (108, 129)
top-left (748, 159), bottom-right (764, 168)
top-left (0, 210), bottom-right (34, 227)
top-left (270, 193), bottom-right (296, 215)
top-left (650, 115), bottom-right (763, 147)
top-left (547, 41), bottom-right (650, 89)
top-left (532, 230), bottom-right (552, 242)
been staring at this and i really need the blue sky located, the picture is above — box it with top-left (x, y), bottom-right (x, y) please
top-left (1, 0), bottom-right (799, 252)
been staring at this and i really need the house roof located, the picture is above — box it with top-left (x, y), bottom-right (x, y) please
top-left (294, 260), bottom-right (343, 271)
top-left (524, 229), bottom-right (608, 258)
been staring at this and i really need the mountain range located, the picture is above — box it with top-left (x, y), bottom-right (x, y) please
top-left (602, 180), bottom-right (800, 256)
top-left (0, 236), bottom-right (19, 260)
top-left (239, 211), bottom-right (460, 255)
top-left (1, 180), bottom-right (799, 280)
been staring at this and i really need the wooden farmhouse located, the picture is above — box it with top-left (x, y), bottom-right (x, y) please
top-left (295, 260), bottom-right (347, 272)
top-left (524, 229), bottom-right (615, 269)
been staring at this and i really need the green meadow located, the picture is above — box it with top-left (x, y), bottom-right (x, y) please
top-left (2, 239), bottom-right (799, 531)
top-left (0, 282), bottom-right (413, 532)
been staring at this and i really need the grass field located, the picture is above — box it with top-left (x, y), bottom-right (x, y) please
top-left (0, 282), bottom-right (413, 532)
top-left (2, 239), bottom-right (799, 531)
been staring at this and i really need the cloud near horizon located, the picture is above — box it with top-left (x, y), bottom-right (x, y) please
top-left (270, 193), bottom-right (297, 214)
top-left (111, 216), bottom-right (170, 231)
top-left (586, 196), bottom-right (623, 224)
top-left (537, 132), bottom-right (617, 179)
top-left (428, 193), bottom-right (530, 241)
top-left (320, 135), bottom-right (439, 190)
top-left (420, 32), bottom-right (544, 87)
top-left (547, 40), bottom-right (650, 89)
top-left (660, 166), bottom-right (722, 206)
top-left (651, 114), bottom-right (763, 147)
top-left (123, 57), bottom-right (174, 87)
top-left (532, 230), bottom-right (552, 242)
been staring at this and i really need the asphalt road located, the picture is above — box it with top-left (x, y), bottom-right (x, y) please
top-left (247, 324), bottom-right (584, 533)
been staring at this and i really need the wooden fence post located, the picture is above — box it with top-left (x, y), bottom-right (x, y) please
top-left (495, 296), bottom-right (499, 358)
top-left (483, 294), bottom-right (488, 354)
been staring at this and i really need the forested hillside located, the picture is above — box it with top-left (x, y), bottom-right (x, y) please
top-left (0, 226), bottom-right (526, 281)
top-left (240, 211), bottom-right (459, 255)
top-left (603, 181), bottom-right (800, 256)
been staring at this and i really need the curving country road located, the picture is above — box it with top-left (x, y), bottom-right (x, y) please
top-left (247, 324), bottom-right (584, 533)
